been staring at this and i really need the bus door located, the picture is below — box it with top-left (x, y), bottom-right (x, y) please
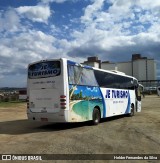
top-left (135, 85), bottom-right (142, 112)
top-left (157, 86), bottom-right (160, 96)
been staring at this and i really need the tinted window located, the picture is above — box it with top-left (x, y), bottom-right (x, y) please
top-left (68, 65), bottom-right (98, 86)
top-left (28, 61), bottom-right (61, 79)
top-left (94, 70), bottom-right (134, 90)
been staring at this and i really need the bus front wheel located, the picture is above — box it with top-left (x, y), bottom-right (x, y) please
top-left (129, 104), bottom-right (134, 117)
top-left (92, 108), bottom-right (101, 125)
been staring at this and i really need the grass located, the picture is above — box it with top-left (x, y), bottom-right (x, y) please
top-left (0, 101), bottom-right (26, 107)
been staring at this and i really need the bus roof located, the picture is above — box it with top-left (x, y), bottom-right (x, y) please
top-left (66, 59), bottom-right (136, 80)
top-left (28, 58), bottom-right (137, 81)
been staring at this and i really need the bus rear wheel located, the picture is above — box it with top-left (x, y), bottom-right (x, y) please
top-left (92, 108), bottom-right (101, 125)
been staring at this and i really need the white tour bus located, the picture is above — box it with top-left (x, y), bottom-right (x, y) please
top-left (27, 58), bottom-right (142, 125)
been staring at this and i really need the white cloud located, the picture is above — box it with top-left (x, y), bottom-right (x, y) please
top-left (81, 0), bottom-right (104, 25)
top-left (87, 87), bottom-right (98, 92)
top-left (1, 0), bottom-right (160, 86)
top-left (0, 9), bottom-right (20, 33)
top-left (16, 5), bottom-right (51, 23)
top-left (148, 22), bottom-right (160, 35)
top-left (0, 28), bottom-right (79, 81)
top-left (80, 0), bottom-right (160, 37)
top-left (137, 0), bottom-right (160, 10)
top-left (108, 0), bottom-right (134, 20)
top-left (0, 30), bottom-right (57, 77)
top-left (76, 0), bottom-right (160, 45)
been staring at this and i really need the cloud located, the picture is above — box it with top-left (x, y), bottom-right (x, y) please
top-left (0, 0), bottom-right (160, 86)
top-left (0, 9), bottom-right (20, 33)
top-left (0, 27), bottom-right (79, 81)
top-left (87, 87), bottom-right (98, 92)
top-left (136, 0), bottom-right (160, 10)
top-left (108, 0), bottom-right (134, 21)
top-left (81, 0), bottom-right (105, 25)
top-left (67, 0), bottom-right (160, 60)
top-left (16, 5), bottom-right (51, 23)
top-left (68, 28), bottom-right (160, 62)
top-left (0, 30), bottom-right (57, 78)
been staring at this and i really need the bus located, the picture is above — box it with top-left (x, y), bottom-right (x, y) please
top-left (27, 58), bottom-right (142, 125)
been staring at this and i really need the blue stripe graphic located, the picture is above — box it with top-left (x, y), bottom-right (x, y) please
top-left (99, 88), bottom-right (106, 118)
top-left (125, 91), bottom-right (131, 114)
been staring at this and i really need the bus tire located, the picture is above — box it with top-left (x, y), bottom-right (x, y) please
top-left (129, 104), bottom-right (134, 117)
top-left (92, 108), bottom-right (101, 125)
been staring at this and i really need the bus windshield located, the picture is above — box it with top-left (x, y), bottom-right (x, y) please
top-left (28, 61), bottom-right (61, 79)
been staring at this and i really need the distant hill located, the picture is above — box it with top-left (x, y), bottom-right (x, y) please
top-left (0, 87), bottom-right (26, 92)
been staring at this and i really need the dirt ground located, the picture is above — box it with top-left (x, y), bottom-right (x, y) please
top-left (0, 95), bottom-right (160, 162)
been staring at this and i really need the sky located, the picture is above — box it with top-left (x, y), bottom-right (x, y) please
top-left (0, 0), bottom-right (160, 87)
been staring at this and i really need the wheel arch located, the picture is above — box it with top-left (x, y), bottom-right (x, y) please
top-left (131, 103), bottom-right (134, 109)
top-left (94, 105), bottom-right (102, 118)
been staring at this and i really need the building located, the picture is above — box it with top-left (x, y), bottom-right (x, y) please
top-left (83, 56), bottom-right (101, 68)
top-left (19, 89), bottom-right (27, 101)
top-left (83, 54), bottom-right (157, 81)
top-left (102, 54), bottom-right (156, 81)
